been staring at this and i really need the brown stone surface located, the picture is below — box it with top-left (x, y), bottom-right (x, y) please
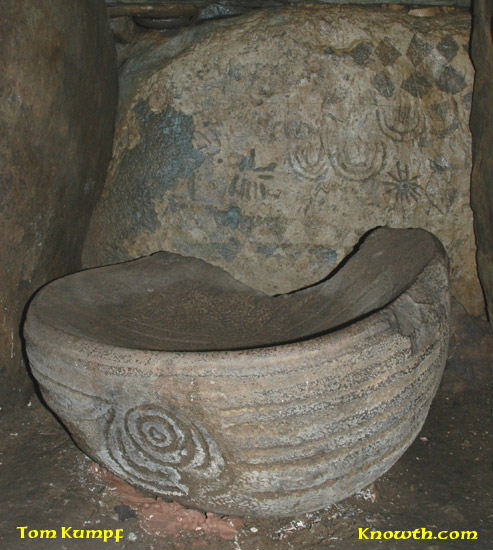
top-left (470, 0), bottom-right (493, 325)
top-left (83, 5), bottom-right (482, 315)
top-left (25, 227), bottom-right (450, 517)
top-left (0, 1), bottom-right (118, 406)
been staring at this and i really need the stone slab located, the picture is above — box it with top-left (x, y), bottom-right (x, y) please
top-left (107, 0), bottom-right (472, 15)
top-left (470, 0), bottom-right (493, 326)
top-left (83, 5), bottom-right (482, 314)
top-left (0, 0), bottom-right (118, 407)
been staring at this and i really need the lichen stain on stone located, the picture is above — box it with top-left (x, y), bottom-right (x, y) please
top-left (208, 205), bottom-right (251, 234)
top-left (223, 207), bottom-right (242, 230)
top-left (111, 101), bottom-right (205, 236)
top-left (311, 246), bottom-right (338, 265)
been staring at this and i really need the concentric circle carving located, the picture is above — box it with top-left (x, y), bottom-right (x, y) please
top-left (105, 403), bottom-right (225, 497)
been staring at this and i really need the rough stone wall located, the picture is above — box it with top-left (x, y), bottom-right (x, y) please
top-left (83, 5), bottom-right (482, 314)
top-left (106, 0), bottom-right (472, 13)
top-left (0, 1), bottom-right (118, 407)
top-left (470, 0), bottom-right (493, 325)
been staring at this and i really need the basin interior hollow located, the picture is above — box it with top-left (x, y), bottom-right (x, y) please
top-left (33, 228), bottom-right (443, 351)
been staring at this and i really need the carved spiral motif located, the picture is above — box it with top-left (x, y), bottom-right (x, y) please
top-left (105, 404), bottom-right (225, 497)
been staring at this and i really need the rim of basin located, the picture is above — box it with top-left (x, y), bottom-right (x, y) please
top-left (25, 226), bottom-right (446, 355)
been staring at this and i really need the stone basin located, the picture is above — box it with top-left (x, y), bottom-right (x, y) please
top-left (24, 227), bottom-right (450, 517)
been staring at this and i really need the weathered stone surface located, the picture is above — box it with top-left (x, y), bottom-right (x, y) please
top-left (106, 1), bottom-right (472, 19)
top-left (0, 1), bottom-right (118, 407)
top-left (83, 6), bottom-right (481, 314)
top-left (470, 0), bottom-right (493, 326)
top-left (106, 2), bottom-right (472, 32)
top-left (25, 227), bottom-right (450, 517)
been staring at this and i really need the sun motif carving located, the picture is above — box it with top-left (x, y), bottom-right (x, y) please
top-left (382, 161), bottom-right (423, 203)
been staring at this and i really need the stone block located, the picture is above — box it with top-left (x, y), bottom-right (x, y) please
top-left (470, 0), bottom-right (493, 325)
top-left (0, 0), bottom-right (118, 406)
top-left (83, 5), bottom-right (482, 314)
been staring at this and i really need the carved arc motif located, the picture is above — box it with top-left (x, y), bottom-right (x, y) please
top-left (289, 138), bottom-right (330, 182)
top-left (376, 97), bottom-right (425, 142)
top-left (28, 354), bottom-right (112, 422)
top-left (329, 139), bottom-right (386, 182)
top-left (29, 346), bottom-right (226, 499)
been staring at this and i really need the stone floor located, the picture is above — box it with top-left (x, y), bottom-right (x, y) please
top-left (0, 301), bottom-right (491, 550)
